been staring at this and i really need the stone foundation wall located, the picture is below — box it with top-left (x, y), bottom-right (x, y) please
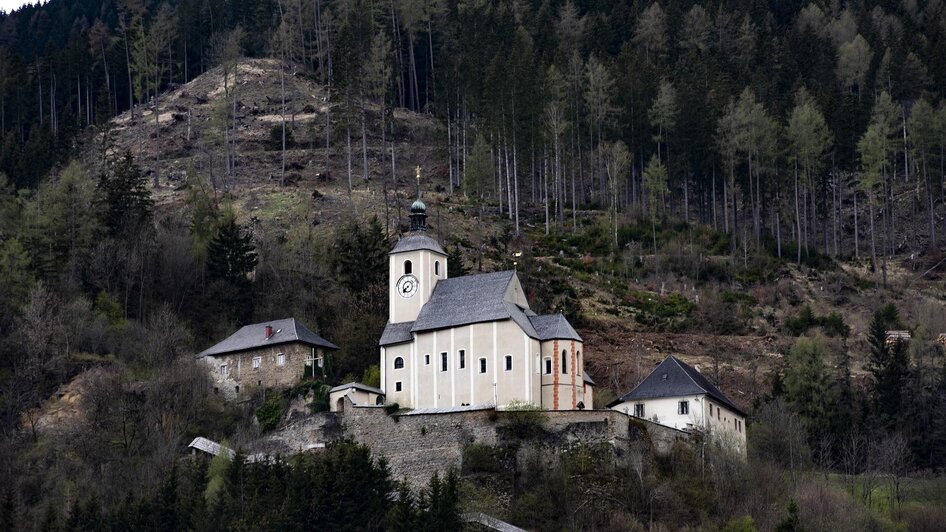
top-left (251, 404), bottom-right (695, 489)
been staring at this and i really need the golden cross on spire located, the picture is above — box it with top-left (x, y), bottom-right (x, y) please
top-left (415, 165), bottom-right (421, 185)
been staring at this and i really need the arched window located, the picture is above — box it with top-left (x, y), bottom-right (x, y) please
top-left (435, 260), bottom-right (440, 276)
top-left (404, 260), bottom-right (412, 274)
top-left (394, 357), bottom-right (404, 369)
top-left (576, 351), bottom-right (581, 375)
top-left (561, 350), bottom-right (568, 374)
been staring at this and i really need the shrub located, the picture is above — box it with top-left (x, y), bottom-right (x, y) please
top-left (384, 402), bottom-right (400, 415)
top-left (267, 124), bottom-right (294, 150)
top-left (501, 401), bottom-right (546, 438)
top-left (461, 444), bottom-right (502, 474)
top-left (310, 384), bottom-right (330, 413)
top-left (256, 392), bottom-right (288, 432)
top-left (721, 516), bottom-right (757, 532)
top-left (784, 305), bottom-right (850, 337)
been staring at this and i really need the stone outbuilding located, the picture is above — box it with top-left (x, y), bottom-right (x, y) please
top-left (198, 318), bottom-right (338, 400)
top-left (329, 382), bottom-right (386, 412)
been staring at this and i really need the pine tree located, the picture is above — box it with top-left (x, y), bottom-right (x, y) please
top-left (98, 151), bottom-right (153, 238)
top-left (783, 335), bottom-right (835, 440)
top-left (207, 215), bottom-right (257, 285)
top-left (867, 304), bottom-right (909, 431)
top-left (447, 244), bottom-right (468, 277)
top-left (332, 215), bottom-right (389, 295)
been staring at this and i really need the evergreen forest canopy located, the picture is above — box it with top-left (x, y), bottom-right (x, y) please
top-left (0, 0), bottom-right (945, 264)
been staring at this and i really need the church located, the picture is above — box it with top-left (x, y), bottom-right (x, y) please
top-left (378, 186), bottom-right (594, 411)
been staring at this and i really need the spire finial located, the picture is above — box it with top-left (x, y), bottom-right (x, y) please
top-left (415, 166), bottom-right (422, 198)
top-left (409, 166), bottom-right (428, 232)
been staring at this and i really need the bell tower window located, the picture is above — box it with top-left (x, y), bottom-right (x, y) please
top-left (404, 260), bottom-right (412, 274)
top-left (435, 260), bottom-right (440, 276)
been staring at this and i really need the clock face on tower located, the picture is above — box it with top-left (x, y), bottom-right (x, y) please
top-left (396, 274), bottom-right (419, 298)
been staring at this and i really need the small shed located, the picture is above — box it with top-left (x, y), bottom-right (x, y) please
top-left (188, 437), bottom-right (236, 459)
top-left (329, 382), bottom-right (385, 412)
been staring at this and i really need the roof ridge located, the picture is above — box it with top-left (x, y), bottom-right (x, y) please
top-left (668, 355), bottom-right (708, 395)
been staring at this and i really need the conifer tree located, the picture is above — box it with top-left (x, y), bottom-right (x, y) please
top-left (867, 304), bottom-right (909, 431)
top-left (98, 152), bottom-right (153, 239)
top-left (447, 244), bottom-right (468, 277)
top-left (784, 335), bottom-right (835, 440)
top-left (207, 213), bottom-right (257, 284)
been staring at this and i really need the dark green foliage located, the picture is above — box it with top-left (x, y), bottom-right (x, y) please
top-left (626, 290), bottom-right (695, 324)
top-left (867, 304), bottom-right (910, 431)
top-left (207, 217), bottom-right (258, 285)
top-left (775, 499), bottom-right (803, 532)
top-left (332, 215), bottom-right (388, 295)
top-left (783, 336), bottom-right (835, 440)
top-left (499, 403), bottom-right (546, 439)
top-left (255, 392), bottom-right (288, 432)
top-left (785, 306), bottom-right (850, 337)
top-left (267, 124), bottom-right (294, 151)
top-left (384, 402), bottom-right (400, 415)
top-left (447, 244), bottom-right (468, 277)
top-left (44, 442), bottom-right (455, 531)
top-left (97, 152), bottom-right (153, 239)
top-left (461, 444), bottom-right (503, 474)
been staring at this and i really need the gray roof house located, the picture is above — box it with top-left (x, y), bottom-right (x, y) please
top-left (608, 355), bottom-right (746, 417)
top-left (198, 318), bottom-right (338, 401)
top-left (198, 317), bottom-right (338, 358)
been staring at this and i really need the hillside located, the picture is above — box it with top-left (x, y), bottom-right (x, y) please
top-left (67, 58), bottom-right (943, 413)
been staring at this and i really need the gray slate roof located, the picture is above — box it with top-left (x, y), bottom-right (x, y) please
top-left (198, 318), bottom-right (338, 358)
top-left (411, 271), bottom-right (538, 336)
top-left (329, 382), bottom-right (385, 395)
top-left (609, 355), bottom-right (746, 416)
top-left (583, 372), bottom-right (596, 386)
top-left (379, 321), bottom-right (415, 346)
top-left (529, 313), bottom-right (583, 341)
top-left (390, 234), bottom-right (445, 255)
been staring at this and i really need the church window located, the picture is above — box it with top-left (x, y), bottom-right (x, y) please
top-left (394, 357), bottom-right (404, 369)
top-left (504, 355), bottom-right (513, 371)
top-left (404, 260), bottom-right (412, 274)
top-left (709, 404), bottom-right (714, 417)
top-left (276, 353), bottom-right (285, 366)
top-left (634, 404), bottom-right (645, 417)
top-left (441, 352), bottom-right (448, 371)
top-left (395, 381), bottom-right (402, 392)
top-left (479, 358), bottom-right (487, 374)
top-left (252, 356), bottom-right (262, 369)
top-left (435, 261), bottom-right (440, 276)
top-left (576, 351), bottom-right (581, 375)
top-left (458, 350), bottom-right (465, 369)
top-left (544, 357), bottom-right (552, 375)
top-left (561, 350), bottom-right (568, 374)
top-left (678, 401), bottom-right (689, 415)
top-left (425, 354), bottom-right (430, 365)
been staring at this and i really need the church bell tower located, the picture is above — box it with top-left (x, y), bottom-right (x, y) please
top-left (388, 167), bottom-right (447, 324)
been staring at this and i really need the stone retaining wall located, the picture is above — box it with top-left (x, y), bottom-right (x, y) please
top-left (250, 403), bottom-right (695, 489)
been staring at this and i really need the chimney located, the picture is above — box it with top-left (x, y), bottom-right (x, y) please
top-left (265, 325), bottom-right (273, 339)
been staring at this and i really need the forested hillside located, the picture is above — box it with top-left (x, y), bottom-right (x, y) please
top-left (2, 0), bottom-right (946, 530)
top-left (1, 0), bottom-right (945, 261)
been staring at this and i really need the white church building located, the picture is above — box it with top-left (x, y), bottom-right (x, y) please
top-left (377, 190), bottom-right (595, 411)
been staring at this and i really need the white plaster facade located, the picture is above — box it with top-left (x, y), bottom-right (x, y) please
top-left (380, 231), bottom-right (591, 411)
top-left (611, 394), bottom-right (746, 452)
